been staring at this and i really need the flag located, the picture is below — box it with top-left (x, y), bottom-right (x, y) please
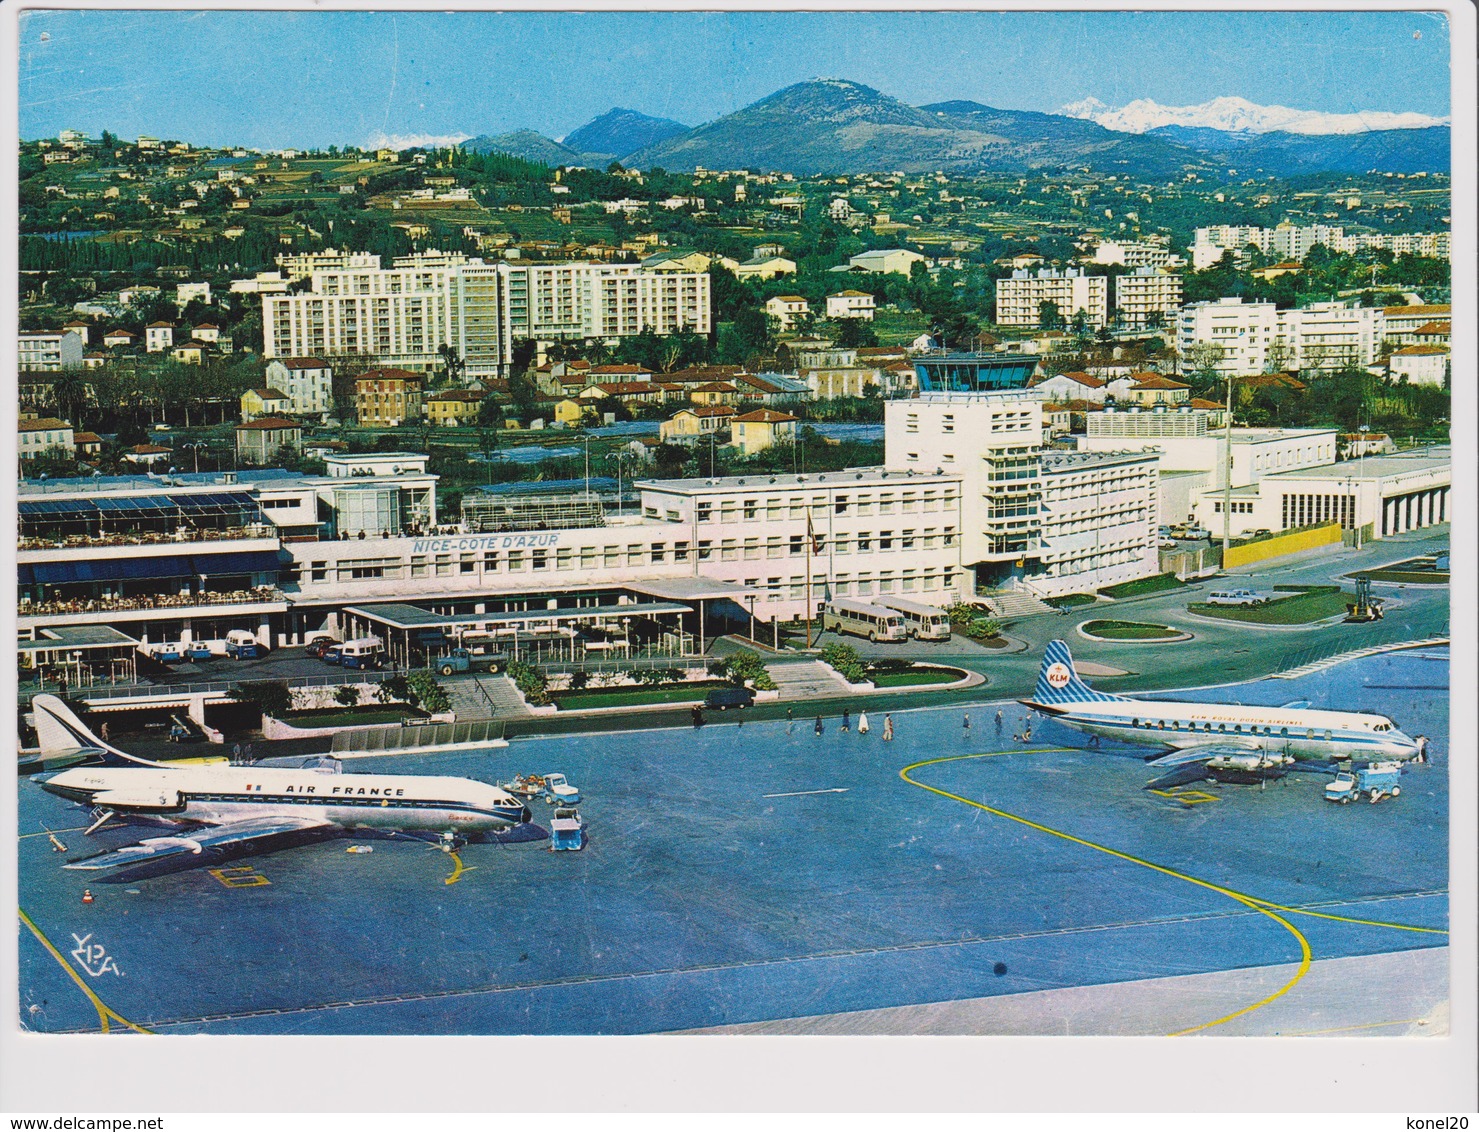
top-left (806, 511), bottom-right (822, 555)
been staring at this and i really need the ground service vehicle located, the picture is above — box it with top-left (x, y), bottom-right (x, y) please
top-left (225, 630), bottom-right (263, 659)
top-left (1206, 589), bottom-right (1268, 607)
top-left (705, 686), bottom-right (755, 710)
top-left (436, 648), bottom-right (506, 677)
top-left (339, 637), bottom-right (385, 670)
top-left (823, 599), bottom-right (909, 642)
top-left (541, 773), bottom-right (581, 804)
top-left (1325, 762), bottom-right (1402, 804)
top-left (874, 597), bottom-right (952, 641)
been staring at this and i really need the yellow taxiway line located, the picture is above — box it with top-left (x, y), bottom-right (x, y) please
top-left (18, 908), bottom-right (153, 1035)
top-left (899, 750), bottom-right (1445, 1037)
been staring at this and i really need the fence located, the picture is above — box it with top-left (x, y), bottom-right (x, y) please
top-left (20, 669), bottom-right (397, 706)
top-left (331, 719), bottom-right (507, 754)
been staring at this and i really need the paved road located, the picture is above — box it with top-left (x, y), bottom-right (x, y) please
top-left (498, 525), bottom-right (1450, 740)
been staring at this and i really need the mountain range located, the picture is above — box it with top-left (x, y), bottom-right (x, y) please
top-left (461, 79), bottom-right (1450, 179)
top-left (1060, 95), bottom-right (1449, 136)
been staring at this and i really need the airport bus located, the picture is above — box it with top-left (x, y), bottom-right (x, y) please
top-left (822, 599), bottom-right (908, 643)
top-left (874, 597), bottom-right (952, 641)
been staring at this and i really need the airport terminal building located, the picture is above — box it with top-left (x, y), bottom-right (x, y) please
top-left (16, 355), bottom-right (1445, 681)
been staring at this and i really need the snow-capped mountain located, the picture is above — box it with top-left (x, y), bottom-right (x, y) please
top-left (1060, 95), bottom-right (1448, 136)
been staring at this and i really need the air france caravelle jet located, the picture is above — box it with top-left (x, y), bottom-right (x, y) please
top-left (1020, 641), bottom-right (1426, 789)
top-left (27, 695), bottom-right (535, 882)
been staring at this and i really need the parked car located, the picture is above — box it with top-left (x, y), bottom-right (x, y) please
top-left (705, 686), bottom-right (755, 710)
top-left (1206, 589), bottom-right (1269, 607)
top-left (305, 636), bottom-right (339, 659)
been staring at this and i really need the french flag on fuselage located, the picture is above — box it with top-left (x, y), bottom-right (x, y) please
top-left (1033, 640), bottom-right (1128, 705)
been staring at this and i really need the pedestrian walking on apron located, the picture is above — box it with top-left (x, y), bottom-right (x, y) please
top-left (963, 712), bottom-right (971, 732)
top-left (858, 711), bottom-right (870, 734)
top-left (840, 710), bottom-right (850, 733)
top-left (814, 715), bottom-right (824, 737)
top-left (995, 709), bottom-right (1004, 733)
top-left (882, 714), bottom-right (895, 741)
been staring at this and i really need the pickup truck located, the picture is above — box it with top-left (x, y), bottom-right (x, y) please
top-left (435, 647), bottom-right (507, 677)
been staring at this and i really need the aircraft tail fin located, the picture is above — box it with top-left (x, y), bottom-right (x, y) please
top-left (1033, 640), bottom-right (1128, 705)
top-left (30, 694), bottom-right (165, 768)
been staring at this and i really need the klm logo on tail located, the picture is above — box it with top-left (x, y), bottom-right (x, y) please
top-left (1033, 641), bottom-right (1126, 705)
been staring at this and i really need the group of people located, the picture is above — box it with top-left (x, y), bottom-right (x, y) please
top-left (791, 707), bottom-right (895, 741)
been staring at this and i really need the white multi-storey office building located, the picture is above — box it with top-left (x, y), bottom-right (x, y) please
top-left (1113, 267), bottom-right (1183, 330)
top-left (995, 267), bottom-right (1108, 329)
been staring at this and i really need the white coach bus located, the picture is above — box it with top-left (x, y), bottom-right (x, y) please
top-left (874, 597), bottom-right (952, 641)
top-left (822, 599), bottom-right (909, 643)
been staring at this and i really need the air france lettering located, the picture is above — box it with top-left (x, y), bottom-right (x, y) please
top-left (411, 533), bottom-right (559, 554)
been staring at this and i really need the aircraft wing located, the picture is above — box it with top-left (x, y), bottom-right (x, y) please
top-left (1143, 743), bottom-right (1271, 790)
top-left (64, 816), bottom-right (340, 882)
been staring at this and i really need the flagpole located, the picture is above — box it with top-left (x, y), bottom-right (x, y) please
top-left (805, 510), bottom-right (814, 648)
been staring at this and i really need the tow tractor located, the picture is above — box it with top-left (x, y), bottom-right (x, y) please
top-left (504, 772), bottom-right (581, 805)
top-left (1325, 761), bottom-right (1403, 804)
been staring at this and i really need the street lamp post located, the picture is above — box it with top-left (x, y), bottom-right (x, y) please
top-left (745, 594), bottom-right (757, 644)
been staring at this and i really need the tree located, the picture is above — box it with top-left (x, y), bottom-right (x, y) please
top-left (49, 369), bottom-right (90, 426)
top-left (230, 680), bottom-right (292, 719)
top-left (406, 671), bottom-right (451, 715)
top-left (834, 318), bottom-right (878, 348)
top-left (437, 343), bottom-right (465, 387)
top-left (1038, 300), bottom-right (1064, 330)
top-left (478, 396), bottom-right (503, 428)
top-left (334, 684), bottom-right (362, 708)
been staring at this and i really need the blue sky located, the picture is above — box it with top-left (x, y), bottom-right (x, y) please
top-left (17, 9), bottom-right (1452, 149)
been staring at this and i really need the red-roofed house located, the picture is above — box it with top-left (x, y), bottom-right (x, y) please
top-left (234, 416), bottom-right (303, 465)
top-left (264, 357), bottom-right (334, 419)
top-left (1032, 371), bottom-right (1108, 404)
top-left (241, 387), bottom-right (292, 421)
top-left (690, 381), bottom-right (741, 406)
top-left (659, 404), bottom-right (736, 444)
top-left (1387, 344), bottom-right (1449, 387)
top-left (1110, 371), bottom-right (1189, 406)
top-left (731, 409), bottom-right (798, 457)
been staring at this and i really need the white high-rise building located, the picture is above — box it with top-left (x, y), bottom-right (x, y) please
top-left (264, 260), bottom-right (711, 378)
top-left (1177, 297), bottom-right (1280, 376)
top-left (276, 248), bottom-right (384, 281)
top-left (995, 267), bottom-right (1108, 329)
top-left (1114, 267), bottom-right (1183, 330)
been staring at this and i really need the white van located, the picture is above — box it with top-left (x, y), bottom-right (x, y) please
top-left (225, 629), bottom-right (263, 659)
top-left (1206, 589), bottom-right (1268, 607)
top-left (339, 636), bottom-right (385, 669)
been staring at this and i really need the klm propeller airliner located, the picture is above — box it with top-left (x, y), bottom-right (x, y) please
top-left (26, 695), bottom-right (536, 882)
top-left (1021, 641), bottom-right (1427, 789)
